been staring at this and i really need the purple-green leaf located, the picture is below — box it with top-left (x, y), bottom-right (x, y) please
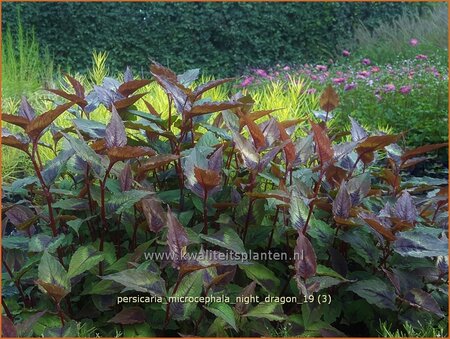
top-left (119, 163), bottom-right (133, 192)
top-left (294, 231), bottom-right (317, 279)
top-left (105, 106), bottom-right (127, 148)
top-left (167, 207), bottom-right (189, 265)
top-left (19, 96), bottom-right (36, 121)
top-left (332, 182), bottom-right (351, 219)
top-left (395, 191), bottom-right (417, 223)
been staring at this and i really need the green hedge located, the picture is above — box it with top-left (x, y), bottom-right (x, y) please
top-left (2, 2), bottom-right (430, 76)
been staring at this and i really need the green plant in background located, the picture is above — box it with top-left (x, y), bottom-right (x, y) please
top-left (88, 50), bottom-right (109, 85)
top-left (1, 14), bottom-right (53, 98)
top-left (1, 14), bottom-right (55, 181)
top-left (345, 4), bottom-right (448, 65)
top-left (1, 2), bottom-right (434, 76)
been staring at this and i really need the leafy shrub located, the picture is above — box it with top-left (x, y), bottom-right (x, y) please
top-left (1, 2), bottom-right (433, 76)
top-left (1, 62), bottom-right (448, 337)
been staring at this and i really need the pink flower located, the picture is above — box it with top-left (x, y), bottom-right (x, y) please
top-left (357, 71), bottom-right (371, 78)
top-left (383, 84), bottom-right (396, 92)
top-left (415, 54), bottom-right (428, 60)
top-left (310, 75), bottom-right (318, 81)
top-left (362, 58), bottom-right (371, 65)
top-left (342, 50), bottom-right (350, 57)
top-left (399, 85), bottom-right (412, 95)
top-left (409, 38), bottom-right (419, 46)
top-left (240, 76), bottom-right (254, 87)
top-left (283, 66), bottom-right (290, 71)
top-left (315, 65), bottom-right (328, 72)
top-left (344, 83), bottom-right (357, 91)
top-left (332, 77), bottom-right (346, 84)
top-left (371, 66), bottom-right (380, 73)
top-left (255, 69), bottom-right (268, 77)
top-left (306, 88), bottom-right (317, 95)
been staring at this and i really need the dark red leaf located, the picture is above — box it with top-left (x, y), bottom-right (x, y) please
top-left (66, 74), bottom-right (85, 98)
top-left (311, 120), bottom-right (334, 166)
top-left (190, 101), bottom-right (242, 116)
top-left (360, 214), bottom-right (396, 242)
top-left (2, 135), bottom-right (29, 153)
top-left (167, 207), bottom-right (189, 265)
top-left (47, 89), bottom-right (87, 107)
top-left (143, 99), bottom-right (160, 117)
top-left (108, 307), bottom-right (146, 325)
top-left (105, 106), bottom-right (127, 148)
top-left (294, 232), bottom-right (317, 279)
top-left (401, 143), bottom-right (448, 161)
top-left (117, 79), bottom-right (151, 97)
top-left (242, 115), bottom-right (266, 150)
top-left (137, 154), bottom-right (180, 174)
top-left (25, 102), bottom-right (74, 140)
top-left (150, 62), bottom-right (191, 114)
top-left (194, 167), bottom-right (221, 192)
top-left (107, 146), bottom-right (156, 163)
top-left (114, 93), bottom-right (146, 110)
top-left (193, 78), bottom-right (234, 98)
top-left (142, 197), bottom-right (166, 233)
top-left (35, 280), bottom-right (70, 303)
top-left (319, 85), bottom-right (339, 112)
top-left (277, 122), bottom-right (296, 164)
top-left (356, 134), bottom-right (401, 153)
top-left (2, 114), bottom-right (29, 129)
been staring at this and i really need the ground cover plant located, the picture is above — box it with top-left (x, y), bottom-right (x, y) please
top-left (1, 61), bottom-right (448, 337)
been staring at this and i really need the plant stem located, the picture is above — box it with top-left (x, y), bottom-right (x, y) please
top-left (2, 299), bottom-right (13, 321)
top-left (56, 302), bottom-right (65, 326)
top-left (2, 258), bottom-right (29, 307)
top-left (28, 146), bottom-right (65, 265)
top-left (266, 206), bottom-right (280, 257)
top-left (242, 171), bottom-right (257, 243)
top-left (163, 273), bottom-right (186, 331)
top-left (302, 169), bottom-right (324, 235)
top-left (98, 163), bottom-right (113, 275)
top-left (202, 191), bottom-right (208, 235)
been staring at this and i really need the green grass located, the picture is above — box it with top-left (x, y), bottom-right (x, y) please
top-left (379, 320), bottom-right (448, 338)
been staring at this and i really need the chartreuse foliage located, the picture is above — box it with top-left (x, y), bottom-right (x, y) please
top-left (1, 62), bottom-right (448, 337)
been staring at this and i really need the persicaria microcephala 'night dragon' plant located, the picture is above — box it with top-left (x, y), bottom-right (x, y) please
top-left (1, 62), bottom-right (448, 337)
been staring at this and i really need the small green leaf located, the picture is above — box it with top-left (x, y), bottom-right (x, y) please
top-left (101, 269), bottom-right (166, 296)
top-left (200, 227), bottom-right (246, 254)
top-left (205, 302), bottom-right (237, 331)
top-left (68, 245), bottom-right (105, 278)
top-left (245, 302), bottom-right (286, 321)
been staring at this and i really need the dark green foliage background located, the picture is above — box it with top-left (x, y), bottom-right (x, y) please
top-left (1, 2), bottom-right (431, 76)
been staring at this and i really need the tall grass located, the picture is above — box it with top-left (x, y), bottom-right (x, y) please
top-left (1, 17), bottom-right (54, 99)
top-left (2, 15), bottom-right (55, 182)
top-left (344, 3), bottom-right (448, 64)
